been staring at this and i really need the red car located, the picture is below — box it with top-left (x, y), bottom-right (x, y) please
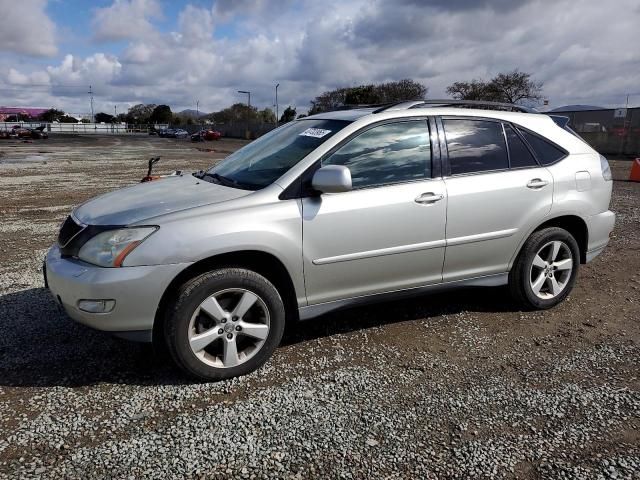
top-left (191, 129), bottom-right (221, 141)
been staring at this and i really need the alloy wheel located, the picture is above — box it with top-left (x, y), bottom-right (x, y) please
top-left (529, 240), bottom-right (574, 300)
top-left (188, 288), bottom-right (270, 368)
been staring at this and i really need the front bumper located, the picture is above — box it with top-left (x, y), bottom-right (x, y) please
top-left (45, 245), bottom-right (191, 339)
top-left (585, 210), bottom-right (615, 262)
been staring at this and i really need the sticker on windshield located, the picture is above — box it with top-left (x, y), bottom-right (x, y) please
top-left (299, 128), bottom-right (332, 138)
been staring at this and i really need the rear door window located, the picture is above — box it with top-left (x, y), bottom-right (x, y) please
top-left (517, 128), bottom-right (567, 165)
top-left (443, 119), bottom-right (509, 175)
top-left (504, 124), bottom-right (538, 168)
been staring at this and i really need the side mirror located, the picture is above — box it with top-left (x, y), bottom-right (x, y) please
top-left (311, 165), bottom-right (352, 194)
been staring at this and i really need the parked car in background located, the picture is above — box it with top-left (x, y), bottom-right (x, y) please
top-left (156, 128), bottom-right (189, 139)
top-left (173, 129), bottom-right (189, 139)
top-left (191, 129), bottom-right (222, 142)
top-left (11, 125), bottom-right (48, 139)
top-left (157, 128), bottom-right (174, 138)
top-left (45, 100), bottom-right (614, 381)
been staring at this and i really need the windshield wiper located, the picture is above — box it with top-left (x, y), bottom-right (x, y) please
top-left (203, 172), bottom-right (258, 190)
top-left (205, 172), bottom-right (235, 186)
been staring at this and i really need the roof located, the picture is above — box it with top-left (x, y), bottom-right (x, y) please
top-left (0, 106), bottom-right (48, 116)
top-left (550, 104), bottom-right (606, 112)
top-left (303, 108), bottom-right (377, 121)
top-left (305, 100), bottom-right (539, 122)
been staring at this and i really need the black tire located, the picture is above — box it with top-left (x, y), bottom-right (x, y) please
top-left (509, 227), bottom-right (580, 310)
top-left (164, 268), bottom-right (285, 381)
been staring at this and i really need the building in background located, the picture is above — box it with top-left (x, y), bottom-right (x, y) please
top-left (0, 106), bottom-right (48, 122)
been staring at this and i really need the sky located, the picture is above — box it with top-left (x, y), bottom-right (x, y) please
top-left (0, 0), bottom-right (639, 116)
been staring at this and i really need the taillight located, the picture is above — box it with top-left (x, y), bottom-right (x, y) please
top-left (600, 155), bottom-right (612, 181)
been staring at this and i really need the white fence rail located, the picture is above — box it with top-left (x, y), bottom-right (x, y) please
top-left (0, 122), bottom-right (169, 135)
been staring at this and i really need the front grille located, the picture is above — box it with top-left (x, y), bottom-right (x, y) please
top-left (58, 215), bottom-right (84, 247)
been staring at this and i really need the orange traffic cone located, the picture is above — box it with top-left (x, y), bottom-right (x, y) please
top-left (630, 158), bottom-right (640, 182)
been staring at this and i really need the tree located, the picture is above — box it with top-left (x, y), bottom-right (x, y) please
top-left (173, 114), bottom-right (194, 125)
top-left (125, 104), bottom-right (157, 124)
top-left (490, 70), bottom-right (543, 104)
top-left (446, 70), bottom-right (543, 105)
top-left (309, 79), bottom-right (428, 114)
top-left (257, 108), bottom-right (276, 124)
top-left (208, 103), bottom-right (259, 124)
top-left (149, 105), bottom-right (173, 124)
top-left (39, 108), bottom-right (65, 122)
top-left (279, 106), bottom-right (296, 123)
top-left (59, 115), bottom-right (79, 123)
top-left (95, 112), bottom-right (115, 123)
top-left (445, 80), bottom-right (491, 101)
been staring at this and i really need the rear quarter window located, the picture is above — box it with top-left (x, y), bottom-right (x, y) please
top-left (517, 128), bottom-right (567, 166)
top-left (504, 124), bottom-right (538, 168)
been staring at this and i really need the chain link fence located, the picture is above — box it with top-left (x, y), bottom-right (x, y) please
top-left (557, 107), bottom-right (639, 157)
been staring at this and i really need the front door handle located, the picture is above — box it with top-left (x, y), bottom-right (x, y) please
top-left (526, 178), bottom-right (549, 189)
top-left (415, 192), bottom-right (444, 204)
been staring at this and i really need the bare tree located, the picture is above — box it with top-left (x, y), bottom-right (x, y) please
top-left (446, 79), bottom-right (492, 101)
top-left (309, 79), bottom-right (428, 114)
top-left (446, 70), bottom-right (543, 105)
top-left (490, 70), bottom-right (543, 104)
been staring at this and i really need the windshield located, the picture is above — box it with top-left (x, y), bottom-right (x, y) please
top-left (205, 119), bottom-right (351, 190)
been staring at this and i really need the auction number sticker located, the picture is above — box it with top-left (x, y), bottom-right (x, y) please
top-left (299, 128), bottom-right (332, 138)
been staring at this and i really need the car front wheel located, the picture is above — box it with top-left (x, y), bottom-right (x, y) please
top-left (164, 268), bottom-right (285, 381)
top-left (509, 227), bottom-right (580, 310)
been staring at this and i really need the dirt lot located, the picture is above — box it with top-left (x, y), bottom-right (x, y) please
top-left (0, 135), bottom-right (638, 479)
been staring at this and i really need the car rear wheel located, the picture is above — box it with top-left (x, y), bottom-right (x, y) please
top-left (509, 227), bottom-right (580, 310)
top-left (164, 268), bottom-right (285, 381)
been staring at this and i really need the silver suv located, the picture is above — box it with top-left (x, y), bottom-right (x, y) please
top-left (45, 100), bottom-right (615, 380)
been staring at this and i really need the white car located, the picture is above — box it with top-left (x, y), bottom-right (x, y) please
top-left (46, 100), bottom-right (615, 380)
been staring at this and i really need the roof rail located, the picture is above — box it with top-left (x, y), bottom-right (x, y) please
top-left (372, 99), bottom-right (538, 114)
top-left (371, 101), bottom-right (426, 113)
top-left (410, 99), bottom-right (538, 114)
top-left (335, 103), bottom-right (387, 111)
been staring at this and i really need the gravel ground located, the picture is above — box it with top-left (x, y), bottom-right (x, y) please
top-left (0, 135), bottom-right (638, 479)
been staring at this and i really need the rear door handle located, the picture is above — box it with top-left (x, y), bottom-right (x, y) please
top-left (415, 192), bottom-right (444, 204)
top-left (526, 178), bottom-right (549, 189)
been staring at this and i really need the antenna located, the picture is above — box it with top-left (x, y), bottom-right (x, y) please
top-left (88, 85), bottom-right (94, 123)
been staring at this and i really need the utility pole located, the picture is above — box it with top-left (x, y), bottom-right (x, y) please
top-left (275, 83), bottom-right (280, 127)
top-left (88, 85), bottom-right (94, 123)
top-left (238, 90), bottom-right (251, 139)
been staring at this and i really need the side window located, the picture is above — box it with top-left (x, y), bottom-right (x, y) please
top-left (443, 119), bottom-right (508, 175)
top-left (323, 120), bottom-right (431, 189)
top-left (517, 128), bottom-right (567, 165)
top-left (504, 124), bottom-right (538, 168)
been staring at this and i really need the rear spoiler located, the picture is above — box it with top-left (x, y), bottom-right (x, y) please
top-left (548, 115), bottom-right (570, 129)
top-left (547, 114), bottom-right (588, 143)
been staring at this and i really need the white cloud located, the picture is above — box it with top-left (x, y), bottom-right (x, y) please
top-left (46, 54), bottom-right (122, 85)
top-left (2, 0), bottom-right (640, 114)
top-left (92, 0), bottom-right (162, 42)
top-left (0, 0), bottom-right (57, 56)
top-left (176, 5), bottom-right (215, 45)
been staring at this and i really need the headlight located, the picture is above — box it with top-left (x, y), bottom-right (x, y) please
top-left (78, 227), bottom-right (157, 267)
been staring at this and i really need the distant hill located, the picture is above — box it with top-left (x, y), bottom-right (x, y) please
top-left (550, 104), bottom-right (606, 112)
top-left (178, 109), bottom-right (208, 118)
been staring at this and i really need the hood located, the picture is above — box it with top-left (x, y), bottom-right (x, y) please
top-left (74, 174), bottom-right (251, 225)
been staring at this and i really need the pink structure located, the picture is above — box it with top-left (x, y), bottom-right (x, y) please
top-left (0, 106), bottom-right (49, 121)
